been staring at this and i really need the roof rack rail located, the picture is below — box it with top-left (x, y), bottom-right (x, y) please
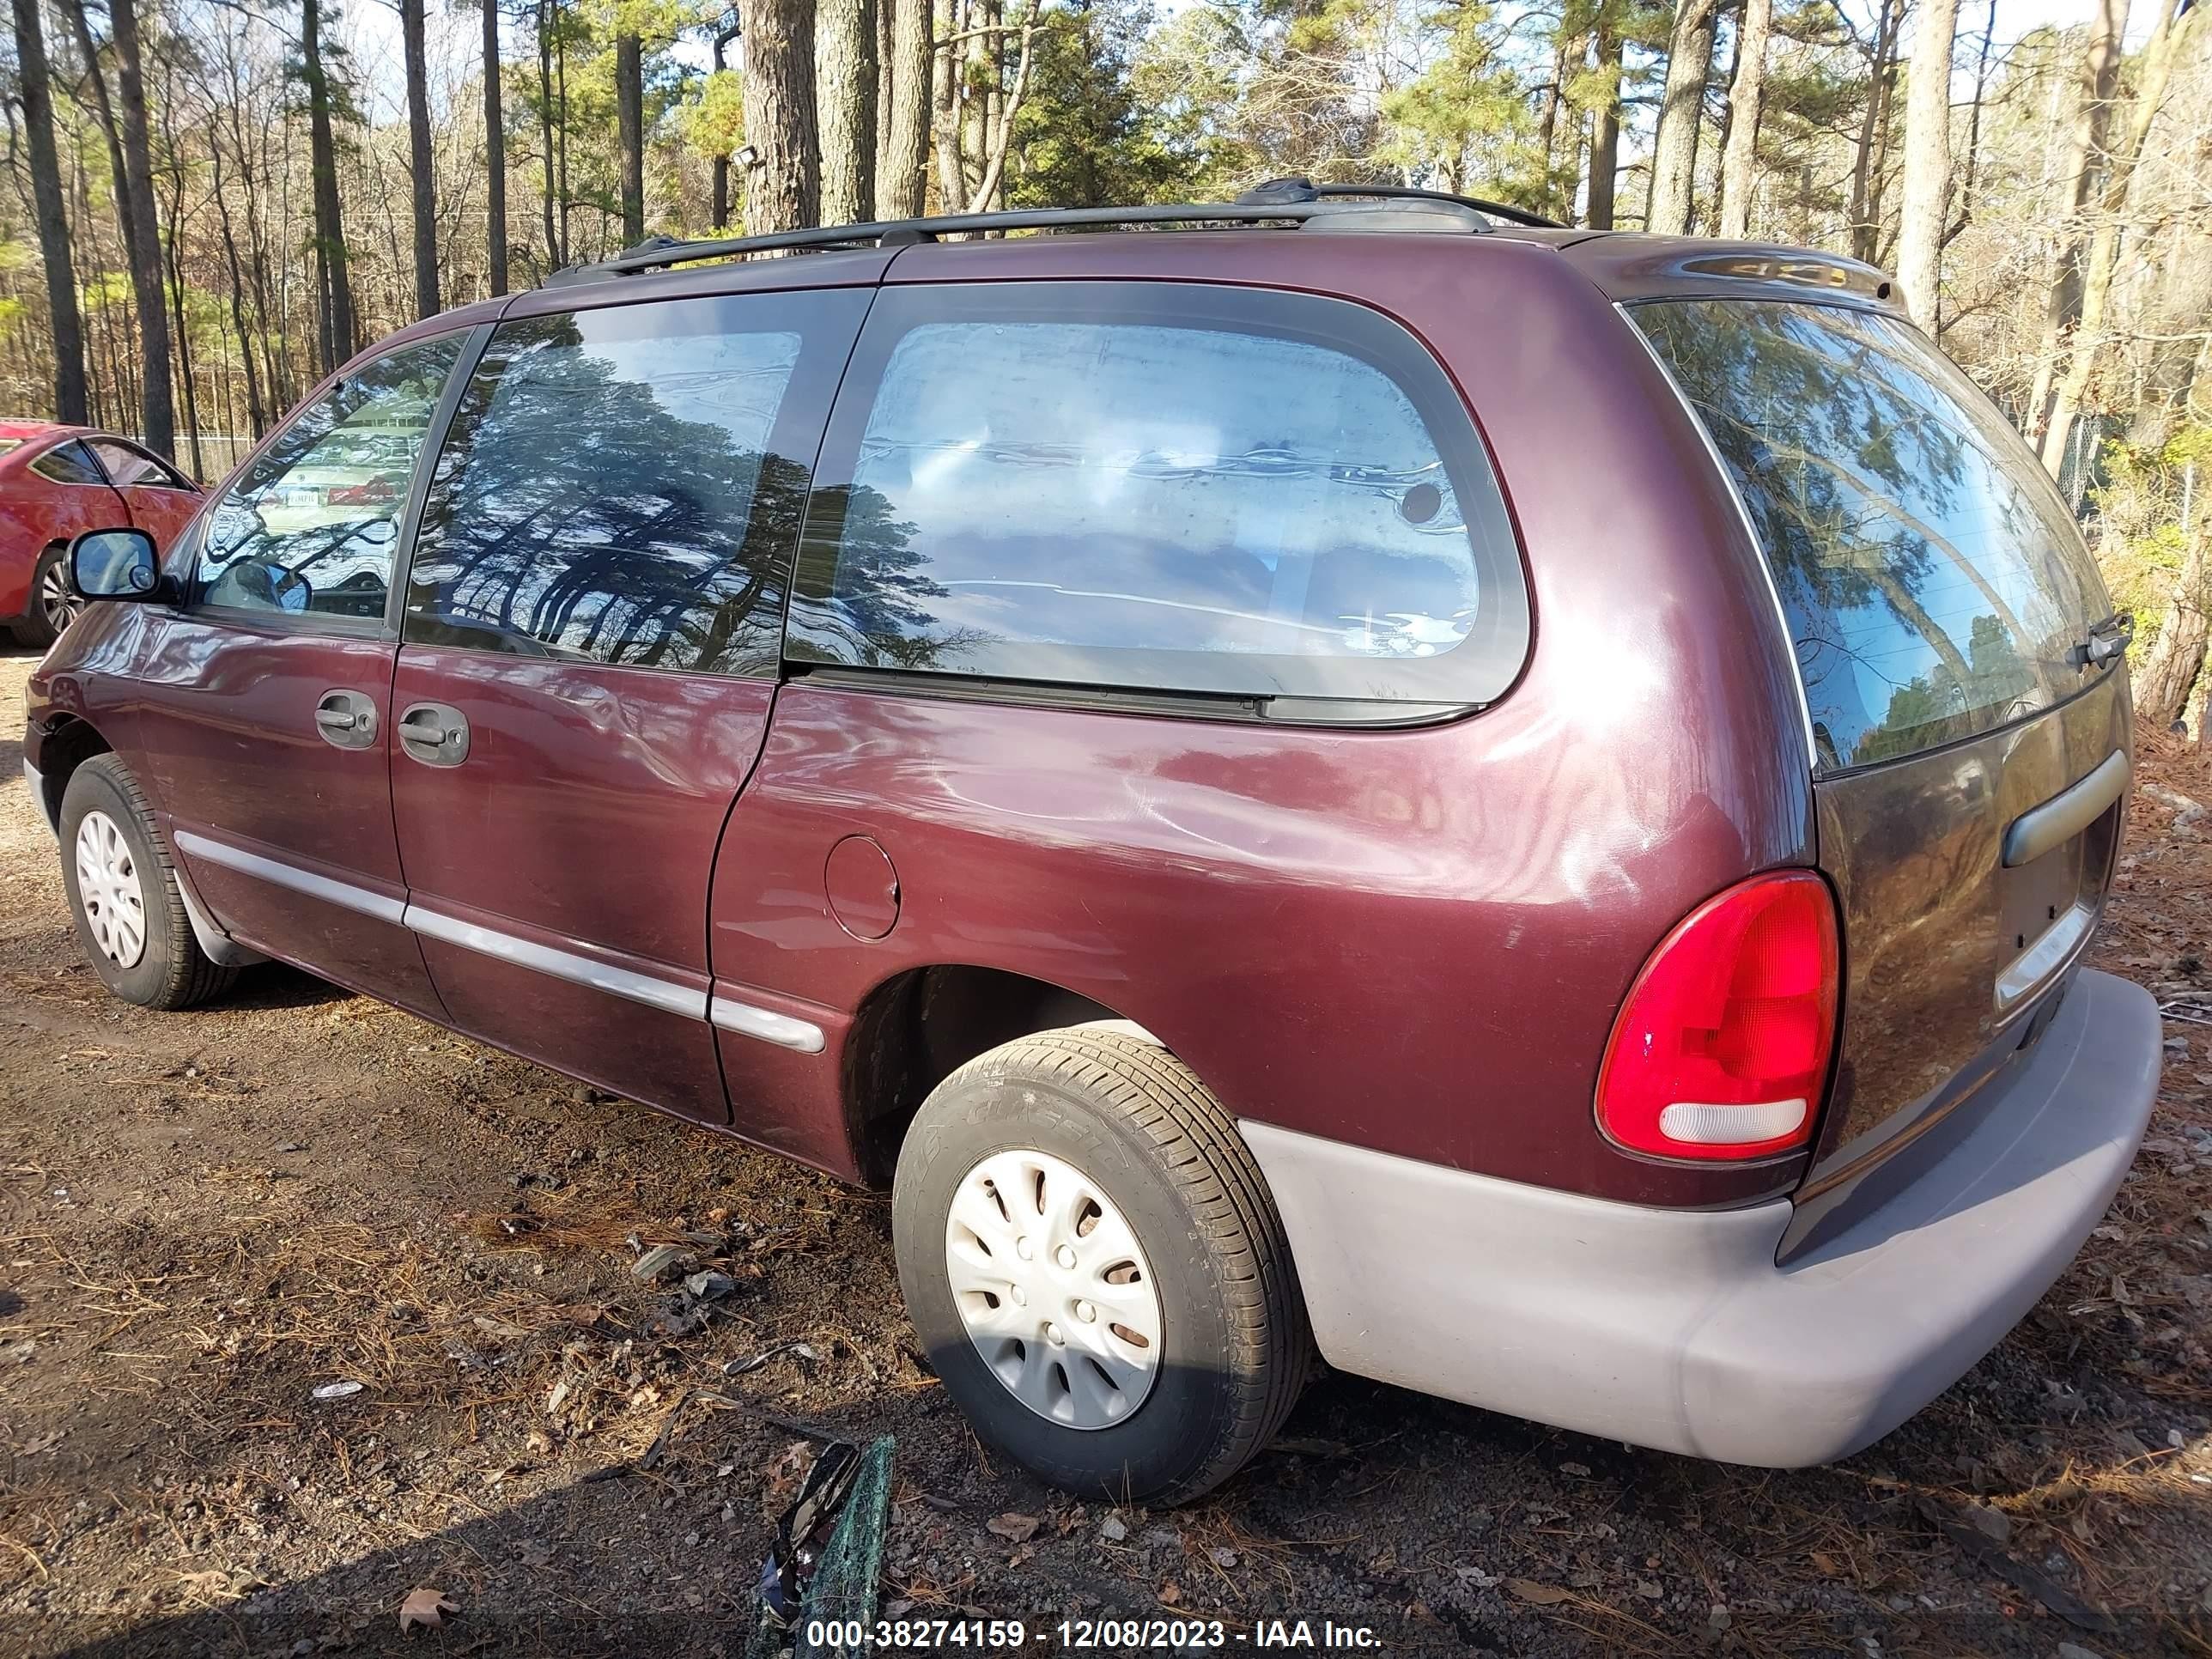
top-left (545, 184), bottom-right (1540, 285)
top-left (1236, 176), bottom-right (1564, 229)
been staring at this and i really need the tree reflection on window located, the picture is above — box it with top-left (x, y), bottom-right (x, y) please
top-left (408, 310), bottom-right (816, 675)
top-left (1637, 300), bottom-right (2107, 769)
top-left (196, 336), bottom-right (460, 620)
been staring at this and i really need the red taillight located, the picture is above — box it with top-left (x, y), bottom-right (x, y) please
top-left (1595, 872), bottom-right (1840, 1162)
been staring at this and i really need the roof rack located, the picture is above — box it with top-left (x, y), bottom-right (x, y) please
top-left (1241, 177), bottom-right (1564, 229)
top-left (545, 177), bottom-right (1560, 286)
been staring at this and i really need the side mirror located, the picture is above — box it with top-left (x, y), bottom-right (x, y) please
top-left (70, 528), bottom-right (164, 602)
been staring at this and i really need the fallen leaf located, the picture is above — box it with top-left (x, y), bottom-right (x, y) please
top-left (1158, 1583), bottom-right (1182, 1607)
top-left (1504, 1577), bottom-right (1571, 1606)
top-left (1809, 1551), bottom-right (1841, 1577)
top-left (986, 1512), bottom-right (1040, 1544)
top-left (398, 1587), bottom-right (459, 1633)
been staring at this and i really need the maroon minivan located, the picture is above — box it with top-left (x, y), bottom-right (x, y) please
top-left (25, 186), bottom-right (2161, 1503)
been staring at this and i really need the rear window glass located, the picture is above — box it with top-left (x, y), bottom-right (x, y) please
top-left (87, 439), bottom-right (190, 490)
top-left (1634, 300), bottom-right (2112, 770)
top-left (787, 282), bottom-right (1528, 714)
top-left (31, 441), bottom-right (105, 486)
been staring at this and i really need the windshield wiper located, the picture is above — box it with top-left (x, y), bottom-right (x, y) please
top-left (2071, 611), bottom-right (2133, 670)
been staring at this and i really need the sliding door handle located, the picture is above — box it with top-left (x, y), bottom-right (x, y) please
top-left (313, 689), bottom-right (380, 750)
top-left (397, 702), bottom-right (471, 767)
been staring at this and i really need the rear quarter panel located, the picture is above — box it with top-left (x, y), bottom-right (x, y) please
top-left (712, 234), bottom-right (1817, 1203)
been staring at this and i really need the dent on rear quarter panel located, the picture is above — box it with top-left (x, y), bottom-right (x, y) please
top-left (711, 233), bottom-right (1816, 1208)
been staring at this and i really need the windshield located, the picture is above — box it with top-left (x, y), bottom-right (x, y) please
top-left (1634, 299), bottom-right (2113, 771)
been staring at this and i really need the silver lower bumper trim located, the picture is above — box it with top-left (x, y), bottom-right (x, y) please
top-left (23, 759), bottom-right (56, 837)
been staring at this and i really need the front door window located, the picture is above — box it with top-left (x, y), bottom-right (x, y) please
top-left (196, 337), bottom-right (464, 622)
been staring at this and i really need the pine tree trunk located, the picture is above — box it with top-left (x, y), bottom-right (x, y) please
top-left (1716, 0), bottom-right (1771, 238)
top-left (616, 33), bottom-right (644, 243)
top-left (1847, 0), bottom-right (1900, 264)
top-left (713, 22), bottom-right (738, 228)
top-left (402, 0), bottom-right (440, 316)
top-left (1587, 23), bottom-right (1623, 230)
top-left (880, 0), bottom-right (933, 217)
top-left (817, 0), bottom-right (878, 226)
top-left (538, 0), bottom-right (560, 266)
top-left (1646, 0), bottom-right (1719, 234)
top-left (1550, 27), bottom-right (1589, 222)
top-left (2137, 532), bottom-right (2208, 728)
top-left (933, 0), bottom-right (964, 212)
top-left (155, 81), bottom-right (204, 478)
top-left (210, 133), bottom-right (267, 434)
top-left (555, 25), bottom-right (571, 262)
top-left (740, 0), bottom-right (820, 234)
top-left (966, 2), bottom-right (1041, 215)
top-left (2039, 0), bottom-right (2193, 476)
top-left (483, 0), bottom-right (508, 294)
top-left (875, 0), bottom-right (896, 203)
top-left (959, 3), bottom-right (990, 210)
top-left (2026, 0), bottom-right (2129, 443)
top-left (302, 0), bottom-right (356, 374)
top-left (101, 0), bottom-right (175, 457)
top-left (1894, 0), bottom-right (1959, 327)
top-left (11, 0), bottom-right (88, 423)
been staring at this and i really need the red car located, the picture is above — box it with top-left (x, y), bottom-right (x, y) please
top-left (25, 186), bottom-right (2160, 1504)
top-left (0, 421), bottom-right (200, 647)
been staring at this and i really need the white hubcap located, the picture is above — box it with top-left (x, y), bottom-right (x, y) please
top-left (945, 1148), bottom-right (1164, 1431)
top-left (74, 811), bottom-right (147, 968)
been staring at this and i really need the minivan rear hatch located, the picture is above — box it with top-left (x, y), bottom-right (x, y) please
top-left (1632, 298), bottom-right (2130, 1193)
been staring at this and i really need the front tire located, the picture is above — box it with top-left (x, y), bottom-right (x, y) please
top-left (892, 1028), bottom-right (1309, 1504)
top-left (10, 545), bottom-right (78, 647)
top-left (58, 756), bottom-right (238, 1010)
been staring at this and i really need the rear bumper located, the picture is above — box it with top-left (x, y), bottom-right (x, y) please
top-left (1244, 969), bottom-right (2160, 1467)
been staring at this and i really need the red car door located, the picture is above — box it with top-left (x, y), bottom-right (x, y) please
top-left (83, 438), bottom-right (202, 550)
top-left (386, 276), bottom-right (875, 1123)
top-left (131, 330), bottom-right (476, 1013)
top-left (1, 437), bottom-right (130, 631)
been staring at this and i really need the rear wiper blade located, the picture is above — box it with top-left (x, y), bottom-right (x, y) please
top-left (2071, 611), bottom-right (2133, 669)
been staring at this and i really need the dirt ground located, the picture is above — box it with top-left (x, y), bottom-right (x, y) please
top-left (2, 641), bottom-right (2209, 1659)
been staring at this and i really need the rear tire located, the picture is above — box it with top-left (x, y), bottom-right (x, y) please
top-left (58, 755), bottom-right (238, 1010)
top-left (9, 545), bottom-right (76, 648)
top-left (892, 1028), bottom-right (1309, 1504)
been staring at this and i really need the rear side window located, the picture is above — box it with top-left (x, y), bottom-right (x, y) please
top-left (405, 288), bottom-right (865, 676)
top-left (787, 282), bottom-right (1528, 715)
top-left (1633, 300), bottom-right (2112, 770)
top-left (32, 441), bottom-right (106, 486)
top-left (88, 440), bottom-right (191, 490)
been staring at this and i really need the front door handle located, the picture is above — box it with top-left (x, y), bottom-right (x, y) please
top-left (313, 689), bottom-right (380, 751)
top-left (398, 702), bottom-right (471, 767)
